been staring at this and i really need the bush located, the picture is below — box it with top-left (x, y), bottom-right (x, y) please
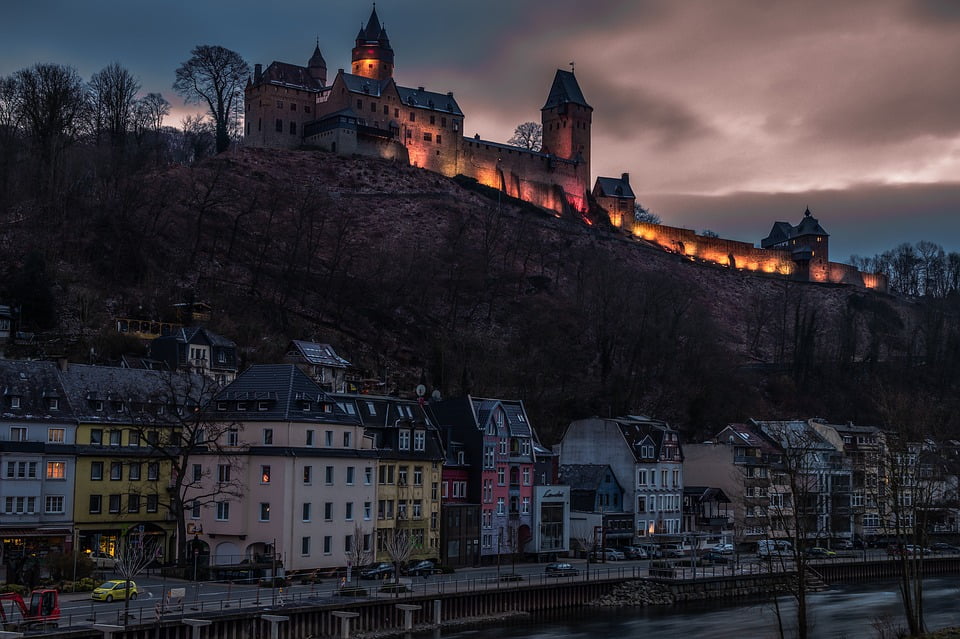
top-left (0, 584), bottom-right (27, 595)
top-left (440, 566), bottom-right (455, 574)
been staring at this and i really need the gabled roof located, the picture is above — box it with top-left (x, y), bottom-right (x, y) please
top-left (330, 392), bottom-right (431, 428)
top-left (340, 72), bottom-right (388, 97)
top-left (162, 326), bottom-right (235, 348)
top-left (559, 463), bottom-right (620, 492)
top-left (761, 208), bottom-right (829, 248)
top-left (59, 364), bottom-right (204, 423)
top-left (542, 70), bottom-right (591, 110)
top-left (0, 360), bottom-right (73, 422)
top-left (396, 85), bottom-right (463, 116)
top-left (288, 340), bottom-right (351, 369)
top-left (594, 176), bottom-right (635, 199)
top-left (214, 365), bottom-right (357, 424)
top-left (259, 61), bottom-right (325, 91)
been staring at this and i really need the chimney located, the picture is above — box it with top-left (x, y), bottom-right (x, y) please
top-left (621, 172), bottom-right (630, 185)
top-left (418, 86), bottom-right (425, 92)
top-left (254, 64), bottom-right (262, 83)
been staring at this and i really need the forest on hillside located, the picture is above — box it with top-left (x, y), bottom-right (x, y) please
top-left (2, 60), bottom-right (960, 443)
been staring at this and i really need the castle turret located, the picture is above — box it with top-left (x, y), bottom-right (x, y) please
top-left (308, 42), bottom-right (327, 85)
top-left (541, 69), bottom-right (592, 177)
top-left (351, 6), bottom-right (394, 82)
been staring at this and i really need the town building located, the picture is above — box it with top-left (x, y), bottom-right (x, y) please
top-left (557, 416), bottom-right (684, 544)
top-left (438, 424), bottom-right (479, 567)
top-left (189, 365), bottom-right (377, 572)
top-left (331, 392), bottom-right (444, 564)
top-left (285, 340), bottom-right (352, 393)
top-left (59, 364), bottom-right (190, 565)
top-left (150, 326), bottom-right (239, 385)
top-left (592, 173), bottom-right (636, 229)
top-left (431, 396), bottom-right (540, 564)
top-left (0, 360), bottom-right (75, 583)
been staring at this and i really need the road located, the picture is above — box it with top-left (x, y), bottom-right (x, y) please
top-left (51, 549), bottom-right (917, 629)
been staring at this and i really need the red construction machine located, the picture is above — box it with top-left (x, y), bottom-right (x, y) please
top-left (0, 589), bottom-right (60, 630)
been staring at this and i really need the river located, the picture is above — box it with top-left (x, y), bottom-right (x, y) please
top-left (430, 577), bottom-right (960, 639)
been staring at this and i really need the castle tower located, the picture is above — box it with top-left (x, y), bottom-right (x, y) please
top-left (351, 5), bottom-right (394, 82)
top-left (541, 69), bottom-right (593, 176)
top-left (307, 42), bottom-right (327, 85)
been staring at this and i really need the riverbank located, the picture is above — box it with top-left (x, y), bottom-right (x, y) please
top-left (353, 611), bottom-right (532, 639)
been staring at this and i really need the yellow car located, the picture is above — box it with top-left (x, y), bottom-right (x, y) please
top-left (91, 580), bottom-right (138, 602)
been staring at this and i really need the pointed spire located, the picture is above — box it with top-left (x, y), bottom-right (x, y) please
top-left (364, 4), bottom-right (383, 39)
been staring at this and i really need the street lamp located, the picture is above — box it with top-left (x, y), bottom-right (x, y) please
top-left (192, 535), bottom-right (199, 582)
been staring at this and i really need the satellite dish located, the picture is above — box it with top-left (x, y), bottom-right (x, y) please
top-left (415, 384), bottom-right (426, 397)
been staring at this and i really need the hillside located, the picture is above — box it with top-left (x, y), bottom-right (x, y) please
top-left (2, 147), bottom-right (957, 442)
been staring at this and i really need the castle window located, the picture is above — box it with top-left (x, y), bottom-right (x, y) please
top-left (304, 105), bottom-right (311, 114)
top-left (275, 119), bottom-right (283, 132)
top-left (429, 115), bottom-right (435, 125)
top-left (409, 112), bottom-right (415, 122)
top-left (394, 108), bottom-right (399, 117)
top-left (441, 117), bottom-right (447, 128)
top-left (290, 103), bottom-right (296, 111)
top-left (371, 102), bottom-right (376, 112)
top-left (357, 99), bottom-right (362, 110)
top-left (383, 105), bottom-right (388, 115)
top-left (405, 129), bottom-right (412, 138)
top-left (258, 118), bottom-right (261, 131)
top-left (276, 100), bottom-right (283, 108)
top-left (290, 121), bottom-right (297, 135)
top-left (436, 135), bottom-right (442, 144)
top-left (423, 132), bottom-right (432, 142)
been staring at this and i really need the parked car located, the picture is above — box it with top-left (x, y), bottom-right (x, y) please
top-left (904, 545), bottom-right (931, 555)
top-left (403, 560), bottom-right (438, 576)
top-left (834, 539), bottom-right (854, 550)
top-left (88, 551), bottom-right (116, 569)
top-left (806, 547), bottom-right (837, 558)
top-left (590, 548), bottom-right (625, 561)
top-left (359, 562), bottom-right (395, 579)
top-left (544, 562), bottom-right (580, 576)
top-left (710, 543), bottom-right (734, 554)
top-left (623, 546), bottom-right (649, 560)
top-left (930, 542), bottom-right (960, 553)
top-left (701, 551), bottom-right (732, 564)
top-left (91, 580), bottom-right (138, 602)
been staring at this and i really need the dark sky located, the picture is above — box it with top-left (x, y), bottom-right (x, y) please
top-left (4, 0), bottom-right (959, 259)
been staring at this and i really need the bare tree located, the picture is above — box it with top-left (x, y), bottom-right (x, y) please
top-left (173, 45), bottom-right (249, 153)
top-left (138, 93), bottom-right (170, 132)
top-left (89, 63), bottom-right (141, 146)
top-left (114, 530), bottom-right (160, 626)
top-left (382, 529), bottom-right (413, 587)
top-left (122, 371), bottom-right (245, 567)
top-left (633, 203), bottom-right (661, 225)
top-left (345, 524), bottom-right (372, 583)
top-left (507, 121), bottom-right (542, 151)
top-left (12, 63), bottom-right (88, 188)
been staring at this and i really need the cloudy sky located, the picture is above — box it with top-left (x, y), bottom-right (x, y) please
top-left (4, 0), bottom-right (959, 259)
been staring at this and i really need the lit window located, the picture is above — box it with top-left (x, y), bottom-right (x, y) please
top-left (47, 461), bottom-right (66, 479)
top-left (261, 465), bottom-right (271, 484)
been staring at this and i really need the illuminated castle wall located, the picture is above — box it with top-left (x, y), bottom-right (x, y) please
top-left (628, 218), bottom-right (887, 291)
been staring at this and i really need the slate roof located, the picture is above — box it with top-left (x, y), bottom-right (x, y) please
top-left (0, 360), bottom-right (73, 422)
top-left (357, 6), bottom-right (392, 46)
top-left (288, 340), bottom-right (351, 369)
top-left (308, 44), bottom-right (326, 70)
top-left (159, 326), bottom-right (235, 348)
top-left (259, 61), bottom-right (325, 91)
top-left (341, 73), bottom-right (388, 97)
top-left (761, 208), bottom-right (829, 249)
top-left (542, 70), bottom-right (591, 110)
top-left (559, 464), bottom-right (617, 491)
top-left (594, 176), bottom-right (635, 199)
top-left (613, 416), bottom-right (681, 463)
top-left (214, 364), bottom-right (358, 424)
top-left (330, 392), bottom-right (431, 428)
top-left (396, 85), bottom-right (463, 116)
top-left (59, 364), bottom-right (204, 423)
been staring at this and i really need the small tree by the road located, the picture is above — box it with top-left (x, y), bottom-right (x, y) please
top-left (382, 529), bottom-right (413, 588)
top-left (345, 524), bottom-right (372, 583)
top-left (173, 45), bottom-right (249, 153)
top-left (507, 121), bottom-right (542, 151)
top-left (115, 530), bottom-right (160, 627)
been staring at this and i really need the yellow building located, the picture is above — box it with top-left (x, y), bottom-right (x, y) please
top-left (61, 365), bottom-right (180, 562)
top-left (332, 394), bottom-right (444, 563)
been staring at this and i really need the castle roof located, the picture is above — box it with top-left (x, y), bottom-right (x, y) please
top-left (257, 61), bottom-right (325, 91)
top-left (396, 85), bottom-right (463, 116)
top-left (357, 6), bottom-right (391, 47)
top-left (761, 208), bottom-right (829, 249)
top-left (594, 175), bottom-right (635, 199)
top-left (308, 44), bottom-right (326, 69)
top-left (341, 72), bottom-right (388, 97)
top-left (542, 70), bottom-right (591, 111)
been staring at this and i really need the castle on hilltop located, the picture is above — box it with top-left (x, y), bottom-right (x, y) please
top-left (244, 7), bottom-right (886, 291)
top-left (244, 6), bottom-right (593, 215)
